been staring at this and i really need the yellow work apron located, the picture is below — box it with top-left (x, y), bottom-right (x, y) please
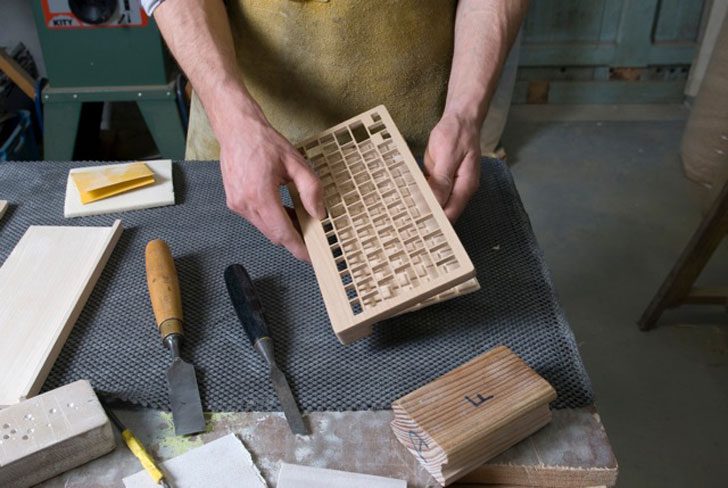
top-left (185, 0), bottom-right (456, 160)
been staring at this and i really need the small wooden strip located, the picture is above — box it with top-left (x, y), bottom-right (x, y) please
top-left (0, 49), bottom-right (35, 99)
top-left (391, 346), bottom-right (556, 486)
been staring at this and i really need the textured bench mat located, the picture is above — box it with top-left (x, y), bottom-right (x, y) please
top-left (0, 159), bottom-right (593, 411)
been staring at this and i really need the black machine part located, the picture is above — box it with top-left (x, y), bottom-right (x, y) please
top-left (69, 0), bottom-right (118, 25)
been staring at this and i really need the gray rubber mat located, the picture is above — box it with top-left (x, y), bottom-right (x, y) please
top-left (0, 159), bottom-right (593, 411)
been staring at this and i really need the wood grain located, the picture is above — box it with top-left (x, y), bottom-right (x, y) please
top-left (0, 220), bottom-right (123, 406)
top-left (391, 346), bottom-right (557, 486)
top-left (290, 106), bottom-right (477, 344)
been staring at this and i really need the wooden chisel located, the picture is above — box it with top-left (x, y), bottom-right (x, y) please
top-left (145, 239), bottom-right (205, 436)
top-left (224, 264), bottom-right (309, 435)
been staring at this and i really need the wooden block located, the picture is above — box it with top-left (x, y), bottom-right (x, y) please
top-left (0, 380), bottom-right (116, 488)
top-left (391, 346), bottom-right (557, 486)
top-left (278, 463), bottom-right (407, 488)
top-left (290, 106), bottom-right (477, 344)
top-left (0, 200), bottom-right (7, 221)
top-left (0, 220), bottom-right (123, 406)
top-left (64, 160), bottom-right (174, 218)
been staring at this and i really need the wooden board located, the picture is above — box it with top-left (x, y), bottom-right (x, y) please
top-left (278, 463), bottom-right (406, 488)
top-left (64, 160), bottom-right (174, 218)
top-left (391, 346), bottom-right (557, 486)
top-left (0, 380), bottom-right (115, 487)
top-left (0, 220), bottom-right (123, 406)
top-left (290, 106), bottom-right (478, 344)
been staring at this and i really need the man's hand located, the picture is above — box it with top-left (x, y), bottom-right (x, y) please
top-left (424, 113), bottom-right (481, 221)
top-left (219, 115), bottom-right (324, 262)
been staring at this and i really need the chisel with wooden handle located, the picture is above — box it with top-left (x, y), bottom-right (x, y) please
top-left (146, 239), bottom-right (205, 436)
top-left (224, 264), bottom-right (309, 435)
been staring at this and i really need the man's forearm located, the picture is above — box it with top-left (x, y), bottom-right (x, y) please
top-left (444, 0), bottom-right (528, 127)
top-left (154, 0), bottom-right (264, 135)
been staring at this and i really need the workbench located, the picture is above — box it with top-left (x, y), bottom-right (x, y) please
top-left (36, 407), bottom-right (616, 487)
top-left (0, 160), bottom-right (617, 487)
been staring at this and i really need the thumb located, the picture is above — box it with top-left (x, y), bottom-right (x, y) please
top-left (424, 146), bottom-right (454, 207)
top-left (286, 156), bottom-right (325, 220)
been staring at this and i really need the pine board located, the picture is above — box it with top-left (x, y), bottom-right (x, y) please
top-left (391, 346), bottom-right (557, 486)
top-left (278, 463), bottom-right (406, 488)
top-left (290, 106), bottom-right (477, 344)
top-left (64, 160), bottom-right (174, 218)
top-left (0, 220), bottom-right (123, 406)
top-left (0, 380), bottom-right (115, 488)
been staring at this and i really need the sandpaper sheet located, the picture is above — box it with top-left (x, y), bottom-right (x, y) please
top-left (123, 434), bottom-right (266, 488)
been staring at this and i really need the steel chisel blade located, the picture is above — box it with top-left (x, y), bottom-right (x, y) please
top-left (167, 359), bottom-right (205, 436)
top-left (270, 365), bottom-right (308, 435)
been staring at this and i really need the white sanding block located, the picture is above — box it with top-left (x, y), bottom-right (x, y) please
top-left (0, 380), bottom-right (116, 488)
top-left (278, 463), bottom-right (406, 488)
top-left (64, 160), bottom-right (175, 218)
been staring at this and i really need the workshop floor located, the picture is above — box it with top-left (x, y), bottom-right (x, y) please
top-left (501, 105), bottom-right (728, 488)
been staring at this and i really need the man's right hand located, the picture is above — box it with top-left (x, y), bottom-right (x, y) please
top-left (218, 112), bottom-right (325, 262)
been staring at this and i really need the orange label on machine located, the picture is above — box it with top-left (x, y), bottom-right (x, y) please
top-left (41, 0), bottom-right (148, 29)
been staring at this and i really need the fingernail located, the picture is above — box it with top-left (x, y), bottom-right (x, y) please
top-left (317, 203), bottom-right (326, 220)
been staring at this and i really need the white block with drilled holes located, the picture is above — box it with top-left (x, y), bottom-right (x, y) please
top-left (0, 380), bottom-right (115, 488)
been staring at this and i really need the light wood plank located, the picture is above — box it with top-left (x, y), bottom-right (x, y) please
top-left (278, 463), bottom-right (406, 488)
top-left (0, 220), bottom-right (123, 406)
top-left (290, 106), bottom-right (477, 344)
top-left (391, 346), bottom-right (557, 486)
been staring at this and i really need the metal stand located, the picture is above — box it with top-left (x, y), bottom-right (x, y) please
top-left (42, 81), bottom-right (185, 160)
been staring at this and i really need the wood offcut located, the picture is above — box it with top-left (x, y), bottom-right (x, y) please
top-left (391, 346), bottom-right (556, 486)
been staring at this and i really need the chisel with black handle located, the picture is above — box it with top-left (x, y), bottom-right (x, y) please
top-left (224, 263), bottom-right (309, 435)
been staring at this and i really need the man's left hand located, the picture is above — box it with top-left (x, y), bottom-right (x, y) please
top-left (424, 113), bottom-right (481, 221)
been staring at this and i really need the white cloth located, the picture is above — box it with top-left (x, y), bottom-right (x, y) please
top-left (142, 0), bottom-right (164, 15)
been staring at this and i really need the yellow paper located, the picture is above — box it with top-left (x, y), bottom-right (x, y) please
top-left (71, 162), bottom-right (155, 204)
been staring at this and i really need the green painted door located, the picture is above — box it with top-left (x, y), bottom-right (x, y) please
top-left (515, 0), bottom-right (707, 103)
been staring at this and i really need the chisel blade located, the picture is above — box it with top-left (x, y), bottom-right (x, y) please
top-left (270, 365), bottom-right (309, 435)
top-left (167, 358), bottom-right (205, 436)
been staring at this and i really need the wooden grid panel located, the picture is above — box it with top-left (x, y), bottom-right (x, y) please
top-left (290, 106), bottom-right (477, 344)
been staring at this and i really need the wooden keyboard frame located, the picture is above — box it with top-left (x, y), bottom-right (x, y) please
top-left (290, 106), bottom-right (477, 344)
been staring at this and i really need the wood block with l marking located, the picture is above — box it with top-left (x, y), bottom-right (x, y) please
top-left (0, 380), bottom-right (116, 488)
top-left (390, 346), bottom-right (556, 486)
